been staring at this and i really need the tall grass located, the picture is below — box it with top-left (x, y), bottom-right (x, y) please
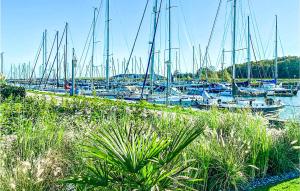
top-left (0, 95), bottom-right (299, 190)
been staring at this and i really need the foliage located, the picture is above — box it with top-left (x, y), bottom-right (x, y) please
top-left (0, 85), bottom-right (26, 100)
top-left (230, 56), bottom-right (300, 79)
top-left (66, 119), bottom-right (203, 190)
top-left (0, 94), bottom-right (299, 190)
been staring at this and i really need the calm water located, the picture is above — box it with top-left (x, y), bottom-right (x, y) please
top-left (277, 93), bottom-right (300, 121)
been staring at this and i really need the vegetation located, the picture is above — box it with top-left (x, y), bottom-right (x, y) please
top-left (254, 178), bottom-right (300, 191)
top-left (230, 56), bottom-right (300, 79)
top-left (174, 56), bottom-right (300, 82)
top-left (0, 92), bottom-right (299, 190)
top-left (0, 84), bottom-right (26, 100)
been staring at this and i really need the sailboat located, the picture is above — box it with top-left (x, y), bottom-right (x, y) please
top-left (259, 15), bottom-right (298, 97)
top-left (197, 0), bottom-right (284, 114)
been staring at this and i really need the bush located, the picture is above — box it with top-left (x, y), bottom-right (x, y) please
top-left (0, 85), bottom-right (26, 100)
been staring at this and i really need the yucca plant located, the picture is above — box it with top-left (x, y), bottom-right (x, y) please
top-left (65, 117), bottom-right (203, 190)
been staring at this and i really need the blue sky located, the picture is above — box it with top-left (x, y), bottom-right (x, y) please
top-left (1, 0), bottom-right (300, 77)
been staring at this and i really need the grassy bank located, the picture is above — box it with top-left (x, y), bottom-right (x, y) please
top-left (0, 94), bottom-right (299, 190)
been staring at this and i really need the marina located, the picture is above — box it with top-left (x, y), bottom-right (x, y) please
top-left (1, 0), bottom-right (300, 190)
top-left (2, 0), bottom-right (299, 121)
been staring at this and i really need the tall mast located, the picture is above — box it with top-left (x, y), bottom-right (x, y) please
top-left (105, 0), bottom-right (110, 89)
top-left (150, 0), bottom-right (158, 94)
top-left (222, 48), bottom-right (225, 82)
top-left (175, 51), bottom-right (178, 72)
top-left (71, 48), bottom-right (77, 96)
top-left (45, 30), bottom-right (47, 74)
top-left (205, 51), bottom-right (208, 81)
top-left (232, 0), bottom-right (237, 96)
top-left (166, 0), bottom-right (172, 105)
top-left (42, 31), bottom-right (45, 74)
top-left (157, 51), bottom-right (160, 76)
top-left (247, 15), bottom-right (251, 83)
top-left (198, 44), bottom-right (202, 80)
top-left (91, 8), bottom-right (97, 89)
top-left (56, 31), bottom-right (59, 88)
top-left (274, 15), bottom-right (278, 81)
top-left (64, 23), bottom-right (68, 86)
top-left (192, 46), bottom-right (195, 79)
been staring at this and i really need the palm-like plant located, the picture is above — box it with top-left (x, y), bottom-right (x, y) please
top-left (66, 118), bottom-right (203, 190)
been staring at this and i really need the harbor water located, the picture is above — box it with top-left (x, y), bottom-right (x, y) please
top-left (278, 93), bottom-right (300, 121)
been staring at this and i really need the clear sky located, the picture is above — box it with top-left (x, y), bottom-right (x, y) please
top-left (1, 0), bottom-right (300, 77)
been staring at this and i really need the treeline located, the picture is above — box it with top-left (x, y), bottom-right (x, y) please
top-left (174, 56), bottom-right (300, 82)
top-left (231, 56), bottom-right (300, 79)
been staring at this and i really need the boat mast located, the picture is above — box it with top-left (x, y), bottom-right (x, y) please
top-left (193, 46), bottom-right (195, 79)
top-left (105, 0), bottom-right (110, 89)
top-left (91, 8), bottom-right (97, 90)
top-left (64, 23), bottom-right (68, 87)
top-left (43, 29), bottom-right (48, 70)
top-left (42, 31), bottom-right (45, 74)
top-left (222, 48), bottom-right (225, 82)
top-left (247, 15), bottom-right (251, 84)
top-left (150, 0), bottom-right (158, 94)
top-left (56, 31), bottom-right (59, 88)
top-left (198, 44), bottom-right (202, 80)
top-left (274, 15), bottom-right (278, 82)
top-left (71, 48), bottom-right (77, 96)
top-left (45, 30), bottom-right (47, 75)
top-left (232, 0), bottom-right (237, 96)
top-left (166, 0), bottom-right (172, 105)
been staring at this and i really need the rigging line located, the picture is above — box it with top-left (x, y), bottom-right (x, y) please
top-left (85, 59), bottom-right (92, 77)
top-left (38, 33), bottom-right (58, 87)
top-left (29, 36), bottom-right (43, 85)
top-left (141, 0), bottom-right (163, 98)
top-left (68, 26), bottom-right (75, 49)
top-left (45, 34), bottom-right (67, 86)
top-left (201, 0), bottom-right (222, 81)
top-left (250, 35), bottom-right (263, 79)
top-left (40, 27), bottom-right (66, 87)
top-left (77, 0), bottom-right (103, 76)
top-left (279, 35), bottom-right (289, 78)
top-left (112, 3), bottom-right (130, 55)
top-left (178, 0), bottom-right (193, 49)
top-left (77, 22), bottom-right (93, 76)
top-left (215, 1), bottom-right (230, 70)
top-left (124, 0), bottom-right (151, 75)
top-left (79, 29), bottom-right (93, 77)
top-left (279, 35), bottom-right (285, 57)
top-left (263, 20), bottom-right (275, 58)
top-left (235, 0), bottom-right (246, 68)
top-left (57, 51), bottom-right (64, 80)
top-left (248, 0), bottom-right (265, 59)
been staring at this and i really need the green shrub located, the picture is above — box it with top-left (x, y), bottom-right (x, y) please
top-left (0, 85), bottom-right (26, 100)
top-left (64, 116), bottom-right (204, 190)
